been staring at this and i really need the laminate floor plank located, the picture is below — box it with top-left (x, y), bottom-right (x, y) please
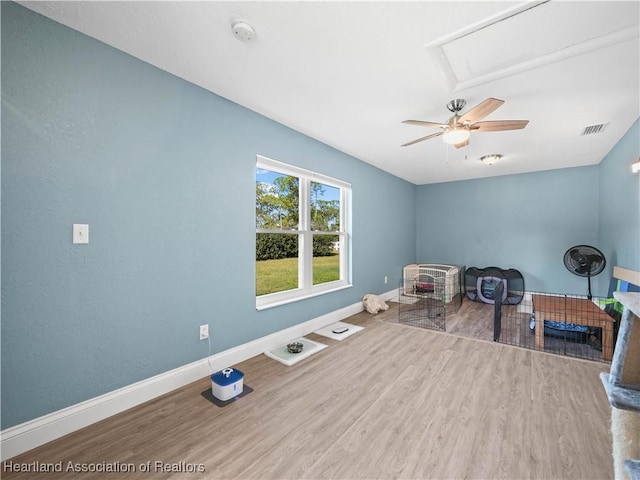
top-left (3, 307), bottom-right (612, 480)
top-left (304, 333), bottom-right (534, 480)
top-left (235, 323), bottom-right (432, 479)
top-left (529, 353), bottom-right (613, 479)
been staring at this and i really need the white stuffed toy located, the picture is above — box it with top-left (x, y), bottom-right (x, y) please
top-left (362, 294), bottom-right (389, 314)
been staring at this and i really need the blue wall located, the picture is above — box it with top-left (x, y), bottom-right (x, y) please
top-left (1, 3), bottom-right (416, 429)
top-left (598, 119), bottom-right (640, 290)
top-left (415, 166), bottom-right (601, 294)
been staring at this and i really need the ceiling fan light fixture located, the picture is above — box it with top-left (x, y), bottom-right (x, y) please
top-left (480, 154), bottom-right (502, 165)
top-left (401, 98), bottom-right (528, 148)
top-left (442, 126), bottom-right (470, 145)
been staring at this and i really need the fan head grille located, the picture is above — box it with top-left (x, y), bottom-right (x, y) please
top-left (563, 245), bottom-right (606, 277)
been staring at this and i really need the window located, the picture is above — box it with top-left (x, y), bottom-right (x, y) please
top-left (256, 155), bottom-right (351, 309)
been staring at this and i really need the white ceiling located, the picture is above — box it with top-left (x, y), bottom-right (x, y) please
top-left (19, 1), bottom-right (640, 185)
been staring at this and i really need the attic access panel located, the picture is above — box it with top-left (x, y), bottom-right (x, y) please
top-left (427, 1), bottom-right (640, 91)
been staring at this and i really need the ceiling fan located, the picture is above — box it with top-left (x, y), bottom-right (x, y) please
top-left (401, 98), bottom-right (529, 148)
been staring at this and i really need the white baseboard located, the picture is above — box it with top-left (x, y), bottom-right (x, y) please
top-left (0, 293), bottom-right (390, 461)
top-left (379, 288), bottom-right (398, 302)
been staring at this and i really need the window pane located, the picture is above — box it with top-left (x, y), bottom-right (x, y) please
top-left (313, 234), bottom-right (340, 285)
top-left (310, 182), bottom-right (340, 231)
top-left (256, 233), bottom-right (299, 296)
top-left (256, 169), bottom-right (299, 230)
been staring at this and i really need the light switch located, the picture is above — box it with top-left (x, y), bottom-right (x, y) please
top-left (72, 224), bottom-right (89, 244)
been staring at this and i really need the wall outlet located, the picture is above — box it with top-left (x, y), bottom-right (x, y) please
top-left (384, 276), bottom-right (388, 284)
top-left (199, 324), bottom-right (209, 340)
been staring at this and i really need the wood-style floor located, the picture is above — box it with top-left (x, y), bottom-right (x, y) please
top-left (3, 300), bottom-right (613, 479)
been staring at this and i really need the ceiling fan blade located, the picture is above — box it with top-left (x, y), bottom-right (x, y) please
top-left (453, 139), bottom-right (469, 149)
top-left (458, 98), bottom-right (504, 125)
top-left (402, 120), bottom-right (448, 129)
top-left (472, 120), bottom-right (529, 132)
top-left (401, 131), bottom-right (443, 147)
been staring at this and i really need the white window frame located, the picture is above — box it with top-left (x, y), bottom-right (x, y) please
top-left (256, 155), bottom-right (352, 310)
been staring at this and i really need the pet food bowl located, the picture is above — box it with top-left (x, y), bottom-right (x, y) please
top-left (287, 342), bottom-right (304, 354)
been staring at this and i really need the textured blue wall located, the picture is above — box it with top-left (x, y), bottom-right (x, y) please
top-left (1, 2), bottom-right (416, 429)
top-left (598, 118), bottom-right (640, 292)
top-left (416, 166), bottom-right (602, 295)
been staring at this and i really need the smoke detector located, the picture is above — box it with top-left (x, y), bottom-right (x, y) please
top-left (232, 22), bottom-right (255, 42)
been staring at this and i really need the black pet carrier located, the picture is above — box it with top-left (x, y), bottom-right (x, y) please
top-left (465, 266), bottom-right (524, 305)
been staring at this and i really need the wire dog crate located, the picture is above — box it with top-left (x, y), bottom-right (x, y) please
top-left (398, 264), bottom-right (465, 331)
top-left (398, 278), bottom-right (446, 331)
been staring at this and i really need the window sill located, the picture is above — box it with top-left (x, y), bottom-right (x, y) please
top-left (256, 283), bottom-right (353, 311)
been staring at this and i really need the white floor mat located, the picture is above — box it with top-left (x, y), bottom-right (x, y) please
top-left (264, 337), bottom-right (327, 366)
top-left (314, 321), bottom-right (364, 341)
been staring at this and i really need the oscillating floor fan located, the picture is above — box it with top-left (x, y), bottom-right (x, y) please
top-left (563, 245), bottom-right (606, 299)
